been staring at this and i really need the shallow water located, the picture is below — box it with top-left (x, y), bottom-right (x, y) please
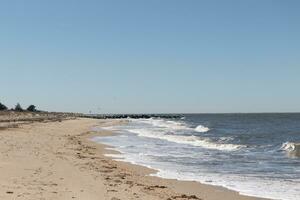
top-left (92, 113), bottom-right (300, 200)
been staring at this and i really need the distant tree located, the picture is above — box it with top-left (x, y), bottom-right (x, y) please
top-left (14, 103), bottom-right (23, 112)
top-left (0, 102), bottom-right (7, 111)
top-left (27, 105), bottom-right (37, 112)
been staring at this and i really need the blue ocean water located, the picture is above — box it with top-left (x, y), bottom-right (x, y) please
top-left (92, 114), bottom-right (300, 200)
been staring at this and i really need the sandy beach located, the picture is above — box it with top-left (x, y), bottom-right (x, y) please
top-left (2, 0), bottom-right (300, 199)
top-left (0, 117), bottom-right (269, 200)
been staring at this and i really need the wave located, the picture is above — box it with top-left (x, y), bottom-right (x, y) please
top-left (281, 142), bottom-right (300, 152)
top-left (134, 118), bottom-right (211, 134)
top-left (195, 125), bottom-right (210, 133)
top-left (135, 118), bottom-right (190, 130)
top-left (280, 142), bottom-right (300, 158)
top-left (127, 129), bottom-right (243, 151)
top-left (280, 142), bottom-right (300, 152)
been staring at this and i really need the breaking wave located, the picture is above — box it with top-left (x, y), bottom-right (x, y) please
top-left (134, 118), bottom-right (210, 133)
top-left (93, 114), bottom-right (300, 200)
top-left (127, 129), bottom-right (243, 151)
top-left (195, 125), bottom-right (210, 133)
top-left (281, 142), bottom-right (299, 152)
top-left (135, 118), bottom-right (190, 130)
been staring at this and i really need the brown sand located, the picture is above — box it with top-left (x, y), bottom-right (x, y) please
top-left (0, 118), bottom-right (269, 200)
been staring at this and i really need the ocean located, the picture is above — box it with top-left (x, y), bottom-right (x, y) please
top-left (92, 113), bottom-right (300, 200)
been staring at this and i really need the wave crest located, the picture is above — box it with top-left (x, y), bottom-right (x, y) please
top-left (195, 125), bottom-right (210, 133)
top-left (127, 129), bottom-right (243, 151)
top-left (280, 142), bottom-right (300, 158)
top-left (137, 119), bottom-right (189, 130)
top-left (281, 142), bottom-right (300, 152)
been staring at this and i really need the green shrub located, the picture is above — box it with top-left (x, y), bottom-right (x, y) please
top-left (27, 105), bottom-right (37, 112)
top-left (0, 102), bottom-right (7, 111)
top-left (14, 103), bottom-right (23, 112)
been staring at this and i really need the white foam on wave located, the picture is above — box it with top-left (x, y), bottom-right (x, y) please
top-left (281, 142), bottom-right (300, 152)
top-left (154, 169), bottom-right (300, 200)
top-left (281, 142), bottom-right (300, 158)
top-left (93, 136), bottom-right (300, 200)
top-left (195, 125), bottom-right (210, 133)
top-left (98, 138), bottom-right (300, 200)
top-left (133, 118), bottom-right (211, 133)
top-left (127, 129), bottom-right (243, 151)
top-left (91, 120), bottom-right (300, 200)
top-left (136, 118), bottom-right (190, 130)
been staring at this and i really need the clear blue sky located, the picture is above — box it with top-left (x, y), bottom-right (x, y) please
top-left (1, 0), bottom-right (299, 114)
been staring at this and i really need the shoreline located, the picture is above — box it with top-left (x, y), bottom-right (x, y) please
top-left (0, 118), bottom-right (270, 200)
top-left (86, 119), bottom-right (270, 200)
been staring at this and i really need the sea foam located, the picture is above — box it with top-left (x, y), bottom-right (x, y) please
top-left (127, 128), bottom-right (243, 151)
top-left (93, 114), bottom-right (300, 200)
top-left (136, 118), bottom-right (190, 130)
top-left (281, 142), bottom-right (300, 158)
top-left (281, 142), bottom-right (299, 152)
top-left (195, 125), bottom-right (210, 133)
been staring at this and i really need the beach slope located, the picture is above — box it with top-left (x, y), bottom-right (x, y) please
top-left (0, 118), bottom-right (268, 200)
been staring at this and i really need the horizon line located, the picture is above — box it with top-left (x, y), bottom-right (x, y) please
top-left (85, 111), bottom-right (300, 115)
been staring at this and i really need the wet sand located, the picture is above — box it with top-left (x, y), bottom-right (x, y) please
top-left (0, 118), bottom-right (269, 200)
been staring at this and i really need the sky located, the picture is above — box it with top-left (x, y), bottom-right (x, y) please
top-left (0, 0), bottom-right (299, 114)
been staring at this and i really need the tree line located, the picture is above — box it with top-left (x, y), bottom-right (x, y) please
top-left (0, 102), bottom-right (37, 112)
